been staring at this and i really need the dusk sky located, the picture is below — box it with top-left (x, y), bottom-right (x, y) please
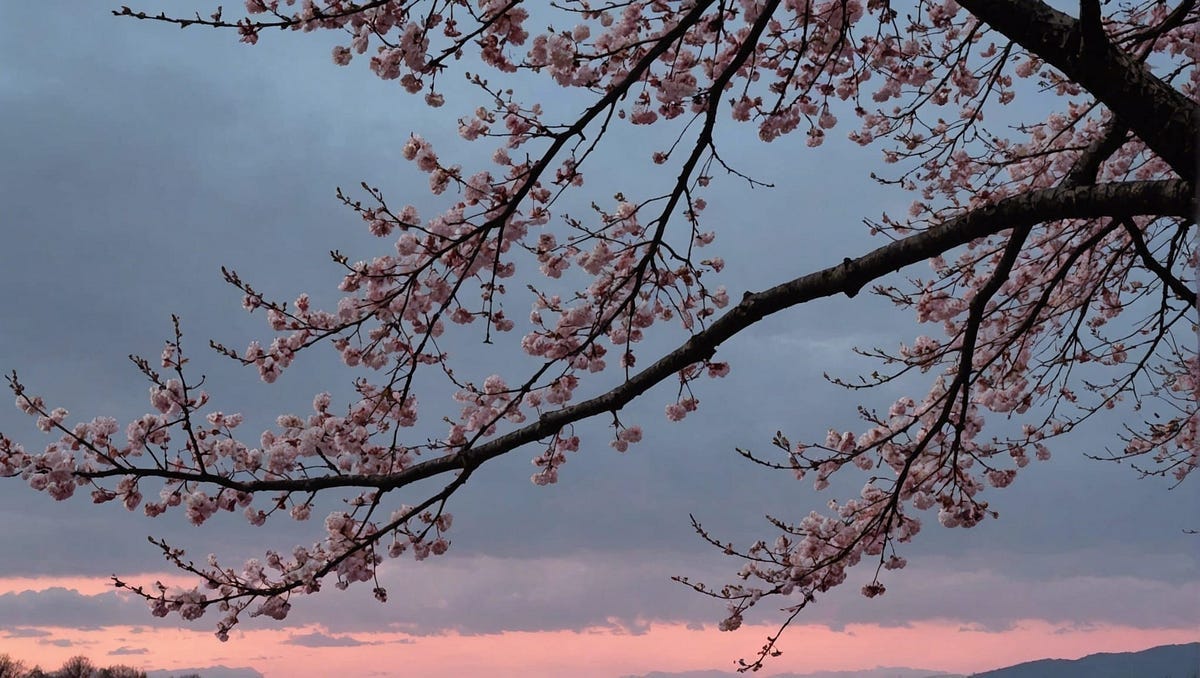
top-left (0, 2), bottom-right (1196, 677)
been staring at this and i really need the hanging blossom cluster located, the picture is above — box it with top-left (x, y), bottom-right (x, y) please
top-left (673, 2), bottom-right (1197, 662)
top-left (8, 0), bottom-right (1198, 665)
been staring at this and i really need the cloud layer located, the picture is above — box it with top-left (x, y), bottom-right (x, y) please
top-left (1, 549), bottom-right (1194, 639)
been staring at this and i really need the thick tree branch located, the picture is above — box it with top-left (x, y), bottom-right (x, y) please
top-left (957, 0), bottom-right (1198, 181)
top-left (395, 181), bottom-right (1197, 482)
top-left (1063, 122), bottom-right (1129, 186)
top-left (79, 179), bottom-right (1193, 491)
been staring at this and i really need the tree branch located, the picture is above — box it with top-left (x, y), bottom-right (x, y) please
top-left (1122, 218), bottom-right (1198, 307)
top-left (79, 179), bottom-right (1194, 492)
top-left (956, 0), bottom-right (1198, 181)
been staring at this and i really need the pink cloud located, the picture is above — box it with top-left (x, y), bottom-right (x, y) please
top-left (1, 620), bottom-right (1195, 677)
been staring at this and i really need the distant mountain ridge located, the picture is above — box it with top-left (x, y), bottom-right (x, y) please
top-left (625, 642), bottom-right (1199, 678)
top-left (627, 669), bottom-right (952, 678)
top-left (970, 642), bottom-right (1199, 678)
top-left (145, 666), bottom-right (264, 678)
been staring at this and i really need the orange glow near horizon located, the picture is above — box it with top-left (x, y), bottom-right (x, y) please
top-left (2, 618), bottom-right (1196, 677)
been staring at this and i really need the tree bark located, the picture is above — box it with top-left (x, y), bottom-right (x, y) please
top-left (957, 0), bottom-right (1198, 182)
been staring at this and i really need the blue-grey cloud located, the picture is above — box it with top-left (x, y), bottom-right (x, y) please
top-left (305, 551), bottom-right (1200, 635)
top-left (108, 646), bottom-right (150, 656)
top-left (3, 627), bottom-right (51, 638)
top-left (8, 550), bottom-right (1191, 638)
top-left (284, 631), bottom-right (370, 647)
top-left (0, 588), bottom-right (160, 630)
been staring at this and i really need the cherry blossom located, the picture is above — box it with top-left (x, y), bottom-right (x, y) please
top-left (6, 0), bottom-right (1197, 670)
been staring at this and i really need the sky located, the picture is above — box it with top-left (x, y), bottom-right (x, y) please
top-left (0, 2), bottom-right (1196, 677)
